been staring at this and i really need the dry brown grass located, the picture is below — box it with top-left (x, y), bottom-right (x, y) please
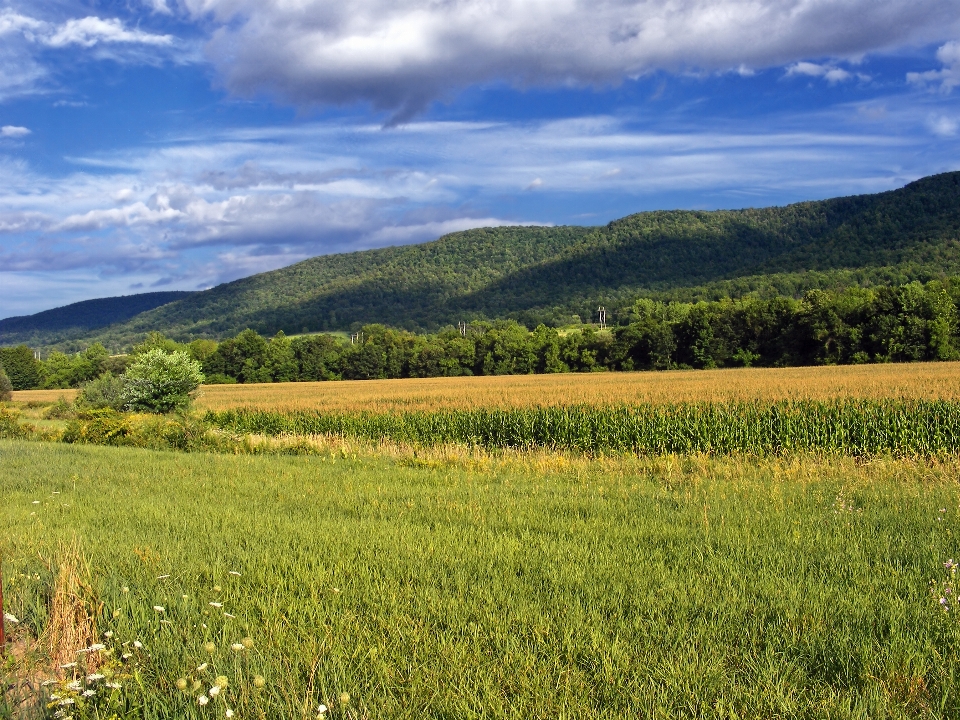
top-left (9, 389), bottom-right (77, 404)
top-left (43, 544), bottom-right (98, 674)
top-left (194, 361), bottom-right (960, 413)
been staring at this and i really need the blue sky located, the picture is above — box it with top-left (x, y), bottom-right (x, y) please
top-left (2, 1), bottom-right (960, 318)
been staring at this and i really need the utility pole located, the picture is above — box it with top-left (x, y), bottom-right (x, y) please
top-left (598, 306), bottom-right (606, 330)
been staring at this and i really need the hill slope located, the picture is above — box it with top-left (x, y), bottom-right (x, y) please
top-left (16, 172), bottom-right (960, 350)
top-left (0, 291), bottom-right (194, 348)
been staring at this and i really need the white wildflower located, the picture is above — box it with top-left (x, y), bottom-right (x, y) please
top-left (226, 710), bottom-right (234, 718)
top-left (228, 571), bottom-right (241, 576)
top-left (197, 663), bottom-right (209, 671)
top-left (209, 602), bottom-right (223, 608)
top-left (3, 612), bottom-right (19, 624)
top-left (230, 643), bottom-right (245, 652)
top-left (86, 674), bottom-right (105, 682)
top-left (198, 695), bottom-right (209, 706)
top-left (209, 685), bottom-right (221, 697)
top-left (153, 606), bottom-right (165, 613)
top-left (82, 689), bottom-right (96, 697)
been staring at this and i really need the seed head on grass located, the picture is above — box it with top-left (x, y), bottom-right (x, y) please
top-left (204, 641), bottom-right (216, 653)
top-left (253, 675), bottom-right (265, 688)
top-left (214, 675), bottom-right (229, 688)
top-left (176, 678), bottom-right (188, 691)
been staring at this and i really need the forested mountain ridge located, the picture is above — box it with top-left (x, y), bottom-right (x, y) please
top-left (11, 171), bottom-right (960, 351)
top-left (0, 291), bottom-right (194, 348)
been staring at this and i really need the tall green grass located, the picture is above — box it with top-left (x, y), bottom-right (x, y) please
top-left (207, 399), bottom-right (960, 456)
top-left (4, 441), bottom-right (960, 718)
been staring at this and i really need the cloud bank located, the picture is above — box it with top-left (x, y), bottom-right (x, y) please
top-left (182, 0), bottom-right (960, 120)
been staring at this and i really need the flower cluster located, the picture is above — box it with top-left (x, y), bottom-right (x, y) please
top-left (42, 631), bottom-right (142, 720)
top-left (932, 558), bottom-right (959, 612)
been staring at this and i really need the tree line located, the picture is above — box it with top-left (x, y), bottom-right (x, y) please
top-left (1, 279), bottom-right (959, 390)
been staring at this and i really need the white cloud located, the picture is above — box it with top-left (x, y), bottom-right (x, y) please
top-left (0, 8), bottom-right (177, 100)
top-left (183, 0), bottom-right (960, 119)
top-left (908, 40), bottom-right (960, 92)
top-left (786, 62), bottom-right (869, 83)
top-left (0, 125), bottom-right (30, 138)
top-left (929, 115), bottom-right (959, 136)
top-left (45, 17), bottom-right (172, 48)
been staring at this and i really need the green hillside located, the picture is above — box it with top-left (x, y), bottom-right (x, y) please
top-left (18, 171), bottom-right (960, 350)
top-left (0, 291), bottom-right (194, 348)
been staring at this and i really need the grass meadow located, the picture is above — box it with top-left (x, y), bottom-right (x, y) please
top-left (7, 364), bottom-right (960, 718)
top-left (3, 439), bottom-right (960, 718)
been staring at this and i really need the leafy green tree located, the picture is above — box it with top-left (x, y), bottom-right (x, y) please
top-left (132, 331), bottom-right (184, 356)
top-left (0, 345), bottom-right (42, 389)
top-left (121, 349), bottom-right (205, 413)
top-left (264, 332), bottom-right (298, 382)
top-left (0, 363), bottom-right (12, 401)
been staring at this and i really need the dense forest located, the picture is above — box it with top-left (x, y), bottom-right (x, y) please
top-left (4, 279), bottom-right (959, 390)
top-left (7, 171), bottom-right (960, 353)
top-left (0, 291), bottom-right (194, 348)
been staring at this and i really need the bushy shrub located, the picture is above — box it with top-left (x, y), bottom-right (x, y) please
top-left (203, 372), bottom-right (237, 385)
top-left (76, 373), bottom-right (127, 411)
top-left (0, 407), bottom-right (27, 438)
top-left (62, 409), bottom-right (132, 445)
top-left (0, 363), bottom-right (12, 401)
top-left (44, 396), bottom-right (76, 419)
top-left (121, 349), bottom-right (204, 413)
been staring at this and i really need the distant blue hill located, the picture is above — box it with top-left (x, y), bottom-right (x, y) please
top-left (0, 291), bottom-right (195, 347)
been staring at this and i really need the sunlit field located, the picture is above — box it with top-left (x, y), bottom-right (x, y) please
top-left (13, 362), bottom-right (960, 413)
top-left (4, 440), bottom-right (960, 718)
top-left (178, 361), bottom-right (960, 412)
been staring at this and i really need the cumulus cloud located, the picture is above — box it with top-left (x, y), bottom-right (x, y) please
top-left (909, 41), bottom-right (960, 92)
top-left (181, 0), bottom-right (960, 120)
top-left (0, 125), bottom-right (30, 138)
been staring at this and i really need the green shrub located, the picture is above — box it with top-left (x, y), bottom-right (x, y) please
top-left (76, 373), bottom-right (127, 411)
top-left (202, 372), bottom-right (237, 385)
top-left (121, 349), bottom-right (204, 413)
top-left (0, 407), bottom-right (27, 438)
top-left (0, 364), bottom-right (12, 402)
top-left (43, 396), bottom-right (76, 420)
top-left (62, 409), bottom-right (133, 445)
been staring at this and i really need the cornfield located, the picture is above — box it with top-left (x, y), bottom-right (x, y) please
top-left (206, 398), bottom-right (960, 456)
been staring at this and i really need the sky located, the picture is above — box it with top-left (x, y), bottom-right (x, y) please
top-left (2, 1), bottom-right (960, 318)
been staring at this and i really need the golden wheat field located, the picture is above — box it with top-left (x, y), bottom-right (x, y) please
top-left (13, 361), bottom-right (960, 412)
top-left (196, 361), bottom-right (960, 411)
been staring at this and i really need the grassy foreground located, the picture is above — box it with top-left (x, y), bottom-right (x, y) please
top-left (3, 440), bottom-right (960, 718)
